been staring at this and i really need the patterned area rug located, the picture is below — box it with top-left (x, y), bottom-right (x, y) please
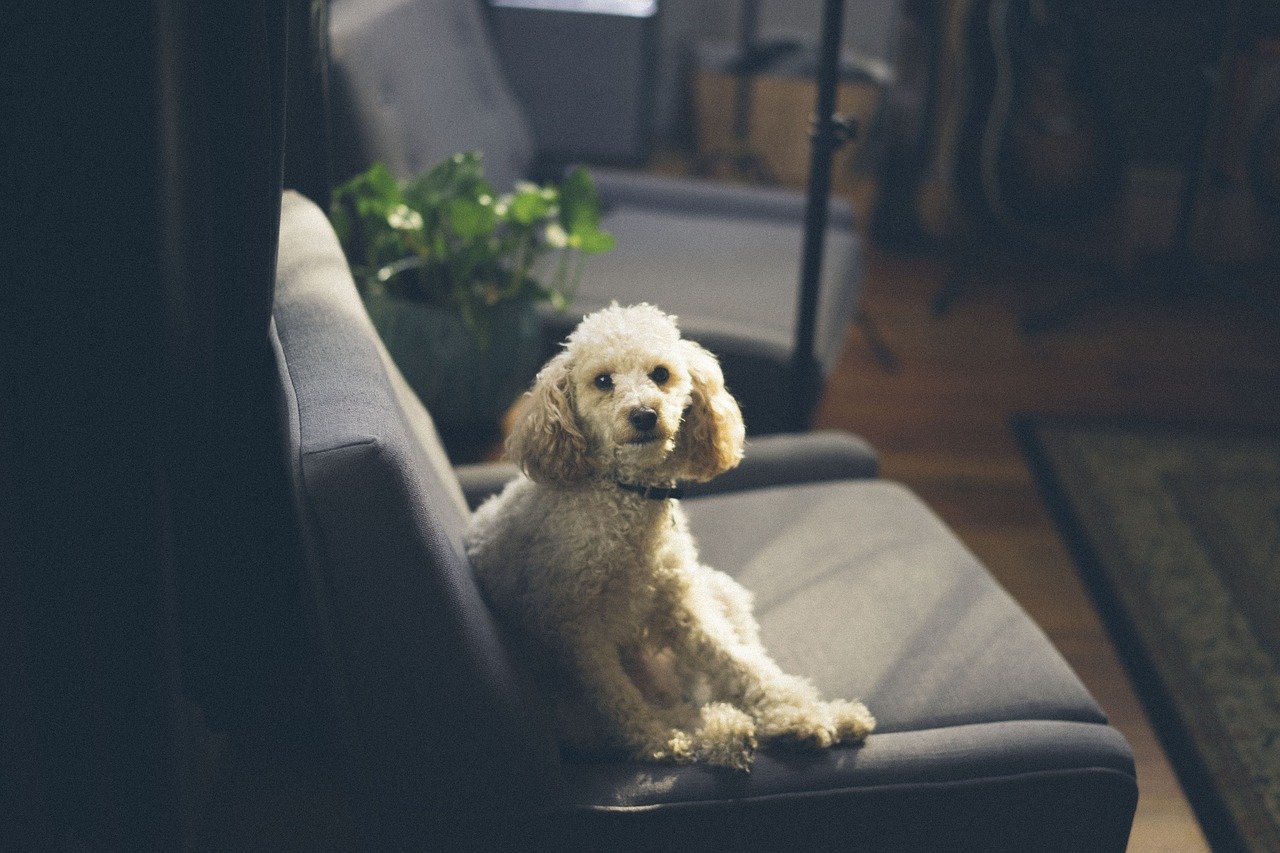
top-left (1017, 419), bottom-right (1280, 853)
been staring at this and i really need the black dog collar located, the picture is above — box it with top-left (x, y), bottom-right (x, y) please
top-left (614, 480), bottom-right (685, 501)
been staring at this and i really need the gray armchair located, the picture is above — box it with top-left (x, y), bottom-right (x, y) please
top-left (327, 0), bottom-right (861, 433)
top-left (271, 188), bottom-right (1138, 849)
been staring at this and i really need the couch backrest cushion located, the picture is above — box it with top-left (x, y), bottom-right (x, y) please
top-left (328, 0), bottom-right (535, 192)
top-left (271, 190), bottom-right (560, 838)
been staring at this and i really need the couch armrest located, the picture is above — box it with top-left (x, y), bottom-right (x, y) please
top-left (455, 461), bottom-right (521, 511)
top-left (684, 431), bottom-right (878, 499)
top-left (589, 167), bottom-right (856, 230)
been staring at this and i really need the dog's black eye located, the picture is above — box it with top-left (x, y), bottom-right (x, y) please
top-left (650, 366), bottom-right (670, 385)
top-left (593, 373), bottom-right (614, 391)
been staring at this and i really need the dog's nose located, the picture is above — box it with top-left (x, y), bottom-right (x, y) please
top-left (629, 407), bottom-right (658, 432)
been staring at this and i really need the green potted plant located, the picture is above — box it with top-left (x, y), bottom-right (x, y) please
top-left (329, 152), bottom-right (613, 450)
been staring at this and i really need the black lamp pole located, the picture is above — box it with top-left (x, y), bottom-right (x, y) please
top-left (791, 0), bottom-right (855, 425)
top-left (733, 0), bottom-right (762, 144)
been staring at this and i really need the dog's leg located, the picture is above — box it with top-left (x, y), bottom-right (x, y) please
top-left (688, 702), bottom-right (756, 771)
top-left (711, 573), bottom-right (875, 746)
top-left (564, 634), bottom-right (755, 767)
top-left (715, 646), bottom-right (873, 748)
top-left (694, 565), bottom-right (763, 648)
top-left (824, 698), bottom-right (877, 743)
top-left (568, 641), bottom-right (685, 761)
top-left (660, 573), bottom-right (873, 749)
top-left (697, 632), bottom-right (842, 749)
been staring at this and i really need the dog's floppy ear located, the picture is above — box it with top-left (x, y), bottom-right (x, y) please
top-left (674, 339), bottom-right (745, 482)
top-left (506, 350), bottom-right (592, 484)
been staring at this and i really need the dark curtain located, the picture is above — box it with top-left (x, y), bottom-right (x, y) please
top-left (1, 1), bottom-right (309, 845)
top-left (284, 0), bottom-right (333, 205)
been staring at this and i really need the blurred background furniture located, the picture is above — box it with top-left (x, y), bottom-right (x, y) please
top-left (871, 0), bottom-right (1280, 329)
top-left (486, 0), bottom-right (660, 168)
top-left (690, 15), bottom-right (891, 191)
top-left (328, 0), bottom-right (866, 435)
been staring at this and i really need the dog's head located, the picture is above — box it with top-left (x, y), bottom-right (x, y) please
top-left (507, 303), bottom-right (745, 485)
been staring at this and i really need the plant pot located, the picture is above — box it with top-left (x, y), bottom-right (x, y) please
top-left (362, 293), bottom-right (543, 454)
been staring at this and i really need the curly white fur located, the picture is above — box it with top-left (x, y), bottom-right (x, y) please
top-left (465, 304), bottom-right (873, 770)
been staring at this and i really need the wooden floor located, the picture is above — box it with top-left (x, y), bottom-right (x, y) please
top-left (813, 241), bottom-right (1280, 851)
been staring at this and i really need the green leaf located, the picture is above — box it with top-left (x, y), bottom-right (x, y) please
top-left (559, 166), bottom-right (601, 235)
top-left (576, 228), bottom-right (616, 255)
top-left (446, 197), bottom-right (497, 241)
top-left (334, 164), bottom-right (401, 217)
top-left (329, 162), bottom-right (410, 272)
top-left (334, 161), bottom-right (397, 198)
top-left (405, 150), bottom-right (488, 209)
top-left (509, 184), bottom-right (554, 225)
top-left (365, 162), bottom-right (401, 198)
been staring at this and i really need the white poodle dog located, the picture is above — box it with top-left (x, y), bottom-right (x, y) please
top-left (465, 304), bottom-right (873, 770)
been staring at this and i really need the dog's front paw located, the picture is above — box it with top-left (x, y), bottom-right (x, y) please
top-left (639, 728), bottom-right (698, 765)
top-left (691, 702), bottom-right (757, 771)
top-left (755, 703), bottom-right (836, 750)
top-left (827, 699), bottom-right (875, 743)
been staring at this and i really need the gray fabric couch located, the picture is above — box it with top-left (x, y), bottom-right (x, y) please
top-left (327, 0), bottom-right (863, 433)
top-left (274, 189), bottom-right (1137, 849)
